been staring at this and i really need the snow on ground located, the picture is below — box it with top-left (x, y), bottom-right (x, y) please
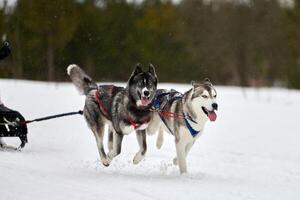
top-left (0, 79), bottom-right (300, 200)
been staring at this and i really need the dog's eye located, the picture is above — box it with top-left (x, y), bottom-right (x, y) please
top-left (213, 95), bottom-right (217, 98)
top-left (202, 95), bottom-right (208, 99)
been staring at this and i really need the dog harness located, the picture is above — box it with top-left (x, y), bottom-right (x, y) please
top-left (126, 115), bottom-right (150, 130)
top-left (152, 91), bottom-right (200, 138)
top-left (183, 113), bottom-right (200, 137)
top-left (95, 86), bottom-right (150, 130)
top-left (95, 90), bottom-right (109, 118)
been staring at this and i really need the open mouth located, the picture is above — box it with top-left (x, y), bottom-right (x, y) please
top-left (137, 91), bottom-right (151, 106)
top-left (202, 107), bottom-right (217, 121)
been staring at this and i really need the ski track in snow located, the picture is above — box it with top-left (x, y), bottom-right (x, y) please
top-left (0, 80), bottom-right (300, 200)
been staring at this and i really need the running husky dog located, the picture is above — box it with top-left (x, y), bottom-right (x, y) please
top-left (147, 78), bottom-right (218, 174)
top-left (67, 64), bottom-right (157, 166)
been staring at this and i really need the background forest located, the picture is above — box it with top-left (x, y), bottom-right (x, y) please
top-left (0, 0), bottom-right (300, 88)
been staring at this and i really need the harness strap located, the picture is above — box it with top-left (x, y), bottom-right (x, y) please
top-left (157, 110), bottom-right (185, 120)
top-left (95, 90), bottom-right (109, 117)
top-left (95, 89), bottom-right (149, 130)
top-left (152, 92), bottom-right (200, 137)
top-left (127, 115), bottom-right (150, 130)
top-left (183, 113), bottom-right (200, 137)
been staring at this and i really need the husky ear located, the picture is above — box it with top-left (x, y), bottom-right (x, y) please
top-left (133, 63), bottom-right (143, 75)
top-left (191, 80), bottom-right (200, 88)
top-left (128, 63), bottom-right (143, 84)
top-left (204, 78), bottom-right (211, 84)
top-left (148, 63), bottom-right (157, 78)
top-left (130, 63), bottom-right (143, 79)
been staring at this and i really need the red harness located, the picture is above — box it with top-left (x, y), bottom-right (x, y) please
top-left (156, 110), bottom-right (185, 120)
top-left (127, 115), bottom-right (150, 130)
top-left (95, 90), bottom-right (109, 117)
top-left (94, 87), bottom-right (149, 130)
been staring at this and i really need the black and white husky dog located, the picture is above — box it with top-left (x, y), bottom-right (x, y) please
top-left (67, 64), bottom-right (158, 166)
top-left (147, 78), bottom-right (218, 174)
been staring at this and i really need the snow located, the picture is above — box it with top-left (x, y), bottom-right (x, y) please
top-left (0, 79), bottom-right (300, 200)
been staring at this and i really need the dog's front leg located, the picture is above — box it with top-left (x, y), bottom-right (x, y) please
top-left (176, 142), bottom-right (188, 174)
top-left (185, 142), bottom-right (194, 158)
top-left (133, 130), bottom-right (147, 164)
top-left (108, 132), bottom-right (123, 161)
top-left (156, 126), bottom-right (164, 149)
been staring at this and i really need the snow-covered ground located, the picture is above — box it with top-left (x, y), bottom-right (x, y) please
top-left (0, 79), bottom-right (299, 200)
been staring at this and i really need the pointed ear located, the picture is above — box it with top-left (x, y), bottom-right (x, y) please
top-left (133, 63), bottom-right (143, 75)
top-left (204, 78), bottom-right (211, 83)
top-left (130, 63), bottom-right (143, 78)
top-left (203, 78), bottom-right (212, 85)
top-left (191, 80), bottom-right (200, 88)
top-left (128, 63), bottom-right (143, 83)
top-left (148, 63), bottom-right (157, 78)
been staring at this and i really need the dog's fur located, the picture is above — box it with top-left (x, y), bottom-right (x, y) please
top-left (67, 64), bottom-right (157, 166)
top-left (147, 79), bottom-right (218, 174)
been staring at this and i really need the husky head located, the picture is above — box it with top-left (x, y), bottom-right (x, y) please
top-left (128, 63), bottom-right (158, 108)
top-left (189, 78), bottom-right (218, 122)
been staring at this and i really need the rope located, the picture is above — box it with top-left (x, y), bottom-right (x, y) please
top-left (23, 110), bottom-right (83, 125)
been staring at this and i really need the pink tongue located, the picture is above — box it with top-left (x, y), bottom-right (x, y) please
top-left (141, 97), bottom-right (150, 106)
top-left (208, 111), bottom-right (217, 121)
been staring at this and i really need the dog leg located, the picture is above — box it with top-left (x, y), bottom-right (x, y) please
top-left (106, 126), bottom-right (115, 163)
top-left (91, 126), bottom-right (110, 167)
top-left (108, 132), bottom-right (123, 160)
top-left (156, 126), bottom-right (164, 149)
top-left (133, 130), bottom-right (147, 164)
top-left (173, 142), bottom-right (194, 166)
top-left (107, 126), bottom-right (114, 152)
top-left (175, 142), bottom-right (188, 174)
top-left (185, 142), bottom-right (194, 158)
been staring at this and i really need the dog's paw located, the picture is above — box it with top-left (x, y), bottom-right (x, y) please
top-left (101, 158), bottom-right (110, 167)
top-left (180, 171), bottom-right (188, 176)
top-left (133, 152), bottom-right (145, 165)
top-left (173, 157), bottom-right (178, 165)
top-left (106, 154), bottom-right (114, 164)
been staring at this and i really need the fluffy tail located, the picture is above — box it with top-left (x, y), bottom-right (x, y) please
top-left (67, 64), bottom-right (97, 95)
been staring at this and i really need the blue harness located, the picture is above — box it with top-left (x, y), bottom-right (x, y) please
top-left (152, 91), bottom-right (200, 138)
top-left (183, 113), bottom-right (200, 137)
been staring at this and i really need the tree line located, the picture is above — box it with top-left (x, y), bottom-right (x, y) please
top-left (0, 0), bottom-right (300, 88)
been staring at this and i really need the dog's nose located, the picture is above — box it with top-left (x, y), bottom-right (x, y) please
top-left (212, 103), bottom-right (218, 110)
top-left (143, 90), bottom-right (150, 97)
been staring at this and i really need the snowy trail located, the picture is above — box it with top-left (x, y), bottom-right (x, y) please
top-left (0, 80), bottom-right (300, 200)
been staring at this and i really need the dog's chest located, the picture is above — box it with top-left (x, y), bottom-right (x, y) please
top-left (122, 121), bottom-right (150, 134)
top-left (122, 125), bottom-right (135, 135)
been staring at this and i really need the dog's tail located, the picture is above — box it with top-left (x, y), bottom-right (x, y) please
top-left (67, 64), bottom-right (98, 95)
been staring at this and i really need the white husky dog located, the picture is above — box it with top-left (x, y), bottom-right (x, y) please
top-left (147, 78), bottom-right (218, 174)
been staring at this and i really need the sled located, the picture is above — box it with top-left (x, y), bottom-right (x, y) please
top-left (0, 104), bottom-right (82, 150)
top-left (0, 104), bottom-right (28, 150)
